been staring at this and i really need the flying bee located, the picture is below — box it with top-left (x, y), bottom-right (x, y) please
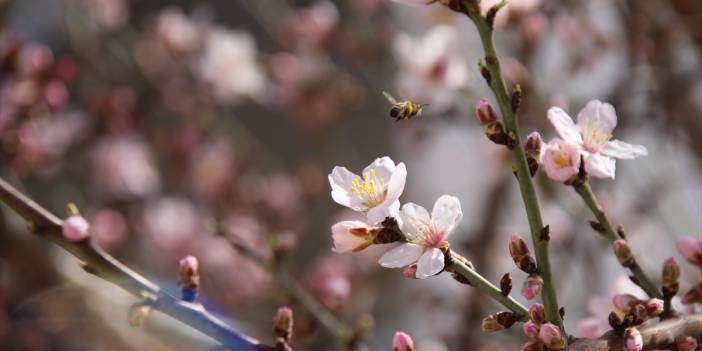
top-left (382, 91), bottom-right (428, 121)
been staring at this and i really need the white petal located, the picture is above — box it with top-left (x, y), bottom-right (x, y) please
top-left (577, 100), bottom-right (617, 138)
top-left (378, 243), bottom-right (424, 268)
top-left (363, 156), bottom-right (396, 183)
top-left (367, 201), bottom-right (392, 225)
top-left (585, 154), bottom-right (616, 179)
top-left (331, 221), bottom-right (369, 253)
top-left (603, 140), bottom-right (648, 159)
top-left (415, 248), bottom-right (445, 279)
top-left (399, 202), bottom-right (431, 240)
top-left (384, 162), bottom-right (407, 205)
top-left (431, 195), bottom-right (462, 238)
top-left (547, 107), bottom-right (582, 144)
top-left (328, 167), bottom-right (364, 209)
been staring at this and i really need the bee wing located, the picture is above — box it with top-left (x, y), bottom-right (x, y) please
top-left (382, 91), bottom-right (398, 104)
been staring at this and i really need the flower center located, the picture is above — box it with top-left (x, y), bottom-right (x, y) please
top-left (349, 168), bottom-right (387, 207)
top-left (409, 219), bottom-right (446, 249)
top-left (580, 120), bottom-right (611, 153)
top-left (551, 145), bottom-right (573, 168)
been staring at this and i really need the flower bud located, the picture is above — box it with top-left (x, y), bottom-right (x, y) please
top-left (681, 284), bottom-right (702, 304)
top-left (613, 239), bottom-right (635, 267)
top-left (273, 306), bottom-right (294, 342)
top-left (529, 303), bottom-right (546, 325)
top-left (482, 311), bottom-right (518, 332)
top-left (642, 298), bottom-right (664, 319)
top-left (500, 272), bottom-right (512, 296)
top-left (676, 236), bottom-right (702, 267)
top-left (522, 274), bottom-right (543, 300)
top-left (62, 215), bottom-right (90, 241)
top-left (522, 320), bottom-right (539, 338)
top-left (676, 335), bottom-right (698, 351)
top-left (539, 323), bottom-right (565, 350)
top-left (608, 311), bottom-right (623, 330)
top-left (475, 98), bottom-right (514, 147)
top-left (509, 234), bottom-right (537, 274)
top-left (403, 264), bottom-right (418, 279)
top-left (476, 98), bottom-right (499, 126)
top-left (524, 132), bottom-right (542, 177)
top-left (624, 327), bottom-right (643, 351)
top-left (612, 294), bottom-right (639, 312)
top-left (178, 255), bottom-right (200, 302)
top-left (662, 256), bottom-right (680, 297)
top-left (392, 331), bottom-right (415, 351)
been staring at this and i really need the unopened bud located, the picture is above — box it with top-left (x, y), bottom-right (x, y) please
top-left (681, 284), bottom-right (702, 304)
top-left (624, 327), bottom-right (643, 351)
top-left (608, 311), bottom-right (623, 330)
top-left (475, 98), bottom-right (515, 147)
top-left (662, 256), bottom-right (680, 297)
top-left (62, 215), bottom-right (90, 241)
top-left (273, 306), bottom-right (294, 343)
top-left (403, 264), bottom-right (418, 279)
top-left (642, 298), bottom-right (664, 319)
top-left (522, 274), bottom-right (543, 300)
top-left (392, 331), bottom-right (415, 351)
top-left (612, 294), bottom-right (639, 312)
top-left (482, 311), bottom-right (518, 332)
top-left (539, 323), bottom-right (565, 350)
top-left (500, 273), bottom-right (512, 296)
top-left (522, 320), bottom-right (538, 338)
top-left (509, 234), bottom-right (537, 274)
top-left (524, 132), bottom-right (542, 177)
top-left (676, 335), bottom-right (698, 351)
top-left (178, 255), bottom-right (200, 302)
top-left (613, 239), bottom-right (635, 267)
top-left (529, 303), bottom-right (545, 325)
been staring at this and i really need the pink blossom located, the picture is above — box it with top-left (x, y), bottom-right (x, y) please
top-left (155, 7), bottom-right (202, 54)
top-left (540, 138), bottom-right (581, 182)
top-left (62, 215), bottom-right (90, 241)
top-left (90, 209), bottom-right (127, 250)
top-left (285, 1), bottom-right (339, 47)
top-left (624, 327), bottom-right (643, 351)
top-left (676, 236), bottom-right (702, 267)
top-left (392, 331), bottom-right (415, 351)
top-left (547, 100), bottom-right (648, 179)
top-left (577, 275), bottom-right (647, 337)
top-left (92, 135), bottom-right (160, 199)
top-left (576, 317), bottom-right (602, 338)
top-left (522, 320), bottom-right (538, 338)
top-left (539, 323), bottom-right (564, 349)
top-left (612, 293), bottom-right (639, 312)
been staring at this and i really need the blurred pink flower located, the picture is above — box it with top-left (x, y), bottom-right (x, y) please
top-left (379, 195), bottom-right (462, 279)
top-left (676, 236), bottom-right (702, 267)
top-left (155, 7), bottom-right (203, 54)
top-left (85, 0), bottom-right (128, 31)
top-left (547, 100), bottom-right (648, 179)
top-left (16, 44), bottom-right (53, 76)
top-left (142, 197), bottom-right (201, 251)
top-left (284, 1), bottom-right (339, 48)
top-left (481, 0), bottom-right (542, 28)
top-left (89, 208), bottom-right (127, 250)
top-left (305, 254), bottom-right (354, 311)
top-left (393, 25), bottom-right (469, 113)
top-left (540, 138), bottom-right (581, 182)
top-left (259, 173), bottom-right (305, 226)
top-left (198, 27), bottom-right (266, 104)
top-left (92, 135), bottom-right (160, 199)
top-left (189, 139), bottom-right (235, 202)
top-left (576, 275), bottom-right (646, 337)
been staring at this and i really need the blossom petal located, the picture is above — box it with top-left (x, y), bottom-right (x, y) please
top-left (331, 221), bottom-right (369, 253)
top-left (399, 202), bottom-right (431, 240)
top-left (603, 140), bottom-right (648, 159)
top-left (584, 154), bottom-right (616, 179)
top-left (577, 100), bottom-right (617, 139)
top-left (363, 156), bottom-right (396, 183)
top-left (385, 162), bottom-right (407, 206)
top-left (415, 248), bottom-right (444, 279)
top-left (547, 107), bottom-right (582, 144)
top-left (378, 243), bottom-right (424, 268)
top-left (367, 201), bottom-right (393, 225)
top-left (328, 167), bottom-right (363, 209)
top-left (431, 195), bottom-right (462, 238)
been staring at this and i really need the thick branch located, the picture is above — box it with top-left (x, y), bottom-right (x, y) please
top-left (0, 177), bottom-right (275, 351)
top-left (569, 315), bottom-right (702, 351)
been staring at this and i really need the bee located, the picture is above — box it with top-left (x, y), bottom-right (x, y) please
top-left (382, 91), bottom-right (427, 121)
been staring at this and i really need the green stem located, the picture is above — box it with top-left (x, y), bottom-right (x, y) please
top-left (447, 253), bottom-right (529, 318)
top-left (464, 6), bottom-right (563, 328)
top-left (573, 179), bottom-right (662, 298)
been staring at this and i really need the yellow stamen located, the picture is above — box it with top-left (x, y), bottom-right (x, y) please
top-left (349, 168), bottom-right (386, 207)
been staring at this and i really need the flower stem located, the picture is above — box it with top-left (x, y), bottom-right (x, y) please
top-left (462, 4), bottom-right (563, 328)
top-left (573, 179), bottom-right (662, 298)
top-left (447, 252), bottom-right (529, 318)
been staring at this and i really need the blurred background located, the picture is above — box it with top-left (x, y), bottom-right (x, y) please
top-left (0, 0), bottom-right (700, 350)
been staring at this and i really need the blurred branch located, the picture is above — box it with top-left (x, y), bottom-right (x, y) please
top-left (461, 1), bottom-right (563, 328)
top-left (0, 177), bottom-right (277, 351)
top-left (569, 315), bottom-right (702, 351)
top-left (573, 179), bottom-right (662, 299)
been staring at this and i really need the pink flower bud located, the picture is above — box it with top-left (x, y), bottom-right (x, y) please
top-left (677, 236), bottom-right (702, 267)
top-left (62, 215), bottom-right (90, 241)
top-left (612, 294), bottom-right (639, 312)
top-left (539, 323), bottom-right (565, 350)
top-left (541, 138), bottom-right (581, 183)
top-left (524, 131), bottom-right (543, 177)
top-left (178, 255), bottom-right (200, 302)
top-left (642, 298), bottom-right (664, 318)
top-left (624, 327), bottom-right (643, 351)
top-left (681, 284), bottom-right (702, 304)
top-left (613, 239), bottom-right (634, 267)
top-left (273, 306), bottom-right (294, 342)
top-left (522, 274), bottom-right (544, 300)
top-left (522, 320), bottom-right (539, 338)
top-left (529, 303), bottom-right (545, 325)
top-left (676, 335), bottom-right (697, 351)
top-left (475, 98), bottom-right (499, 126)
top-left (662, 256), bottom-right (680, 296)
top-left (392, 331), bottom-right (415, 351)
top-left (475, 97), bottom-right (514, 147)
top-left (403, 264), bottom-right (418, 279)
top-left (509, 234), bottom-right (536, 274)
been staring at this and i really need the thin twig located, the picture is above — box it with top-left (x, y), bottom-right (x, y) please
top-left (0, 177), bottom-right (276, 351)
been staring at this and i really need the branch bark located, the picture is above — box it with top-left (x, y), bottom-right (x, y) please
top-left (0, 177), bottom-right (276, 351)
top-left (569, 315), bottom-right (702, 351)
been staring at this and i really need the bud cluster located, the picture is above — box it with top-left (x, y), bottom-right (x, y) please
top-left (608, 296), bottom-right (663, 330)
top-left (475, 98), bottom-right (517, 148)
top-left (520, 303), bottom-right (565, 351)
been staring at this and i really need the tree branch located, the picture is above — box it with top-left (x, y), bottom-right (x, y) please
top-left (0, 177), bottom-right (276, 351)
top-left (569, 315), bottom-right (702, 351)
